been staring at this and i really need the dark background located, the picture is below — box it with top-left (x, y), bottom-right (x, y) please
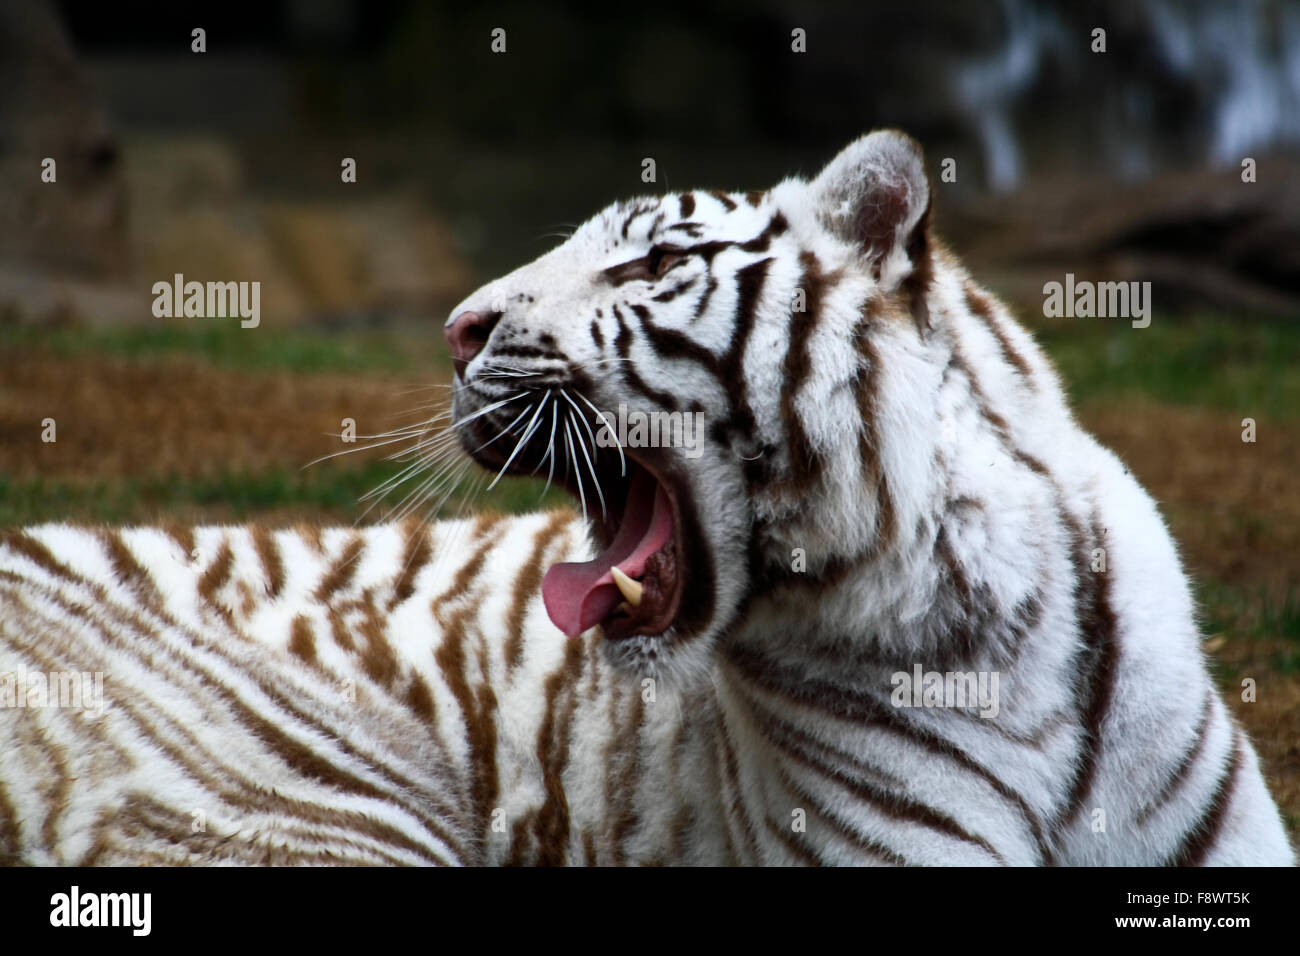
top-left (8, 0), bottom-right (1300, 299)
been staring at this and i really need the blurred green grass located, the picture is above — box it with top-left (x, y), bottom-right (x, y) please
top-left (1027, 313), bottom-right (1300, 422)
top-left (0, 466), bottom-right (571, 527)
top-left (1201, 579), bottom-right (1300, 676)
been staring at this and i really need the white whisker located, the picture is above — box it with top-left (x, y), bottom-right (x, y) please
top-left (488, 394), bottom-right (549, 491)
top-left (563, 416), bottom-right (588, 523)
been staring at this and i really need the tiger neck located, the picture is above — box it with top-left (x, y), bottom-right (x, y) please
top-left (728, 295), bottom-right (1048, 680)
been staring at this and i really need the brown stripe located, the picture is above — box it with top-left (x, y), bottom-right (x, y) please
top-left (197, 540), bottom-right (235, 625)
top-left (667, 221), bottom-right (704, 238)
top-left (584, 629), bottom-right (602, 701)
top-left (899, 184), bottom-right (934, 334)
top-left (775, 708), bottom-right (1003, 861)
top-left (505, 511), bottom-right (572, 672)
top-left (777, 251), bottom-right (837, 494)
top-left (716, 257), bottom-right (772, 448)
top-left (965, 281), bottom-right (1033, 380)
top-left (1165, 730), bottom-right (1243, 866)
top-left (26, 719), bottom-right (73, 852)
top-left (358, 590), bottom-right (399, 686)
top-left (404, 676), bottom-right (435, 722)
top-left (435, 513), bottom-right (506, 607)
top-left (197, 539), bottom-right (234, 597)
top-left (764, 812), bottom-right (825, 865)
top-left (853, 330), bottom-right (899, 556)
top-left (99, 529), bottom-right (163, 611)
top-left (935, 524), bottom-right (974, 606)
top-left (433, 600), bottom-right (500, 845)
top-left (1136, 693), bottom-right (1214, 826)
top-left (663, 714), bottom-right (691, 862)
top-left (740, 212), bottom-right (788, 252)
top-left (646, 211), bottom-right (665, 240)
top-left (1, 530), bottom-right (82, 583)
top-left (253, 527), bottom-right (286, 599)
top-left (288, 614), bottom-right (317, 665)
top-left (726, 643), bottom-right (1053, 862)
top-left (505, 810), bottom-right (536, 866)
top-left (630, 302), bottom-right (719, 367)
top-left (532, 636), bottom-right (586, 864)
top-left (731, 681), bottom-right (907, 791)
top-left (590, 318), bottom-right (604, 349)
top-left (113, 793), bottom-right (422, 866)
top-left (732, 677), bottom-right (1005, 860)
top-left (602, 681), bottom-right (646, 865)
top-left (651, 275), bottom-right (698, 303)
top-left (775, 764), bottom-right (908, 865)
top-left (295, 522), bottom-right (325, 555)
top-left (313, 534), bottom-right (364, 603)
top-left (621, 201), bottom-right (655, 239)
top-left (1057, 517), bottom-right (1121, 826)
top-left (161, 523), bottom-right (196, 562)
top-left (2, 589), bottom-right (281, 840)
top-left (613, 305), bottom-right (681, 411)
top-left (492, 344), bottom-right (564, 362)
top-left (710, 189), bottom-right (738, 211)
top-left (327, 607), bottom-right (355, 652)
top-left (717, 715), bottom-right (762, 863)
top-left (946, 341), bottom-right (1044, 468)
top-left (678, 193), bottom-right (695, 218)
top-left (744, 189), bottom-right (765, 207)
top-left (0, 780), bottom-right (19, 863)
top-left (388, 521), bottom-right (433, 612)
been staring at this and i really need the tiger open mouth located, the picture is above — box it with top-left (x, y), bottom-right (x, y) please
top-left (542, 459), bottom-right (682, 641)
top-left (461, 410), bottom-right (685, 641)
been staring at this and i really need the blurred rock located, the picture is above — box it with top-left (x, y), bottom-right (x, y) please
top-left (0, 1), bottom-right (127, 278)
top-left (946, 156), bottom-right (1300, 317)
top-left (1, 131), bottom-right (471, 328)
top-left (263, 197), bottom-right (470, 322)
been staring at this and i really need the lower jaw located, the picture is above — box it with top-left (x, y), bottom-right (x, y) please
top-left (599, 534), bottom-right (681, 641)
top-left (557, 455), bottom-right (687, 641)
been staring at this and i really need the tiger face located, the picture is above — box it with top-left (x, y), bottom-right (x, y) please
top-left (447, 131), bottom-right (933, 677)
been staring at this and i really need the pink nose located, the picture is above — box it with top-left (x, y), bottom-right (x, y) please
top-left (445, 310), bottom-right (501, 375)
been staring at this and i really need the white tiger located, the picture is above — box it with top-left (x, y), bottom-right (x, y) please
top-left (2, 131), bottom-right (1293, 865)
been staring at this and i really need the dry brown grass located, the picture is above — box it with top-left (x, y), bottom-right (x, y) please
top-left (0, 350), bottom-right (424, 482)
top-left (1083, 401), bottom-right (1300, 593)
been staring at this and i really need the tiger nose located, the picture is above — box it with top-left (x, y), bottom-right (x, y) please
top-left (445, 310), bottom-right (502, 376)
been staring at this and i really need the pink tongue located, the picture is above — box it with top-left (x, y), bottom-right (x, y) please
top-left (542, 470), bottom-right (674, 637)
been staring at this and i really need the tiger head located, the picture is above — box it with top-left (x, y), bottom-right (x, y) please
top-left (447, 131), bottom-right (937, 679)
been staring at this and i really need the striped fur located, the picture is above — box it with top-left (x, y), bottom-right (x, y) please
top-left (0, 518), bottom-right (728, 865)
top-left (3, 131), bottom-right (1294, 865)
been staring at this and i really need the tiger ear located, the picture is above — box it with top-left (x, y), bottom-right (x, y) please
top-left (810, 130), bottom-right (933, 332)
